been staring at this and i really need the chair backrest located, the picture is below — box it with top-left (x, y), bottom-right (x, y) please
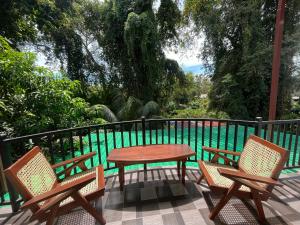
top-left (238, 135), bottom-right (288, 180)
top-left (4, 146), bottom-right (57, 202)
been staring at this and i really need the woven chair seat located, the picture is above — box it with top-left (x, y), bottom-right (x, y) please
top-left (197, 135), bottom-right (288, 223)
top-left (239, 138), bottom-right (282, 177)
top-left (17, 152), bottom-right (57, 197)
top-left (59, 168), bottom-right (99, 206)
top-left (201, 161), bottom-right (255, 192)
top-left (5, 146), bottom-right (106, 225)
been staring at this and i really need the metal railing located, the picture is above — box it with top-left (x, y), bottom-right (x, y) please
top-left (0, 116), bottom-right (300, 211)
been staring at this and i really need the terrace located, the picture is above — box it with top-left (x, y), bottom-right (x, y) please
top-left (1, 0), bottom-right (299, 223)
top-left (0, 117), bottom-right (300, 225)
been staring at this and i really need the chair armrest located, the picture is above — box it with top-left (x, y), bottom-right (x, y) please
top-left (21, 173), bottom-right (96, 209)
top-left (217, 168), bottom-right (283, 186)
top-left (203, 147), bottom-right (240, 166)
top-left (202, 147), bottom-right (241, 157)
top-left (52, 152), bottom-right (96, 169)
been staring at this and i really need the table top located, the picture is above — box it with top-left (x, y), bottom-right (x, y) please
top-left (107, 144), bottom-right (195, 164)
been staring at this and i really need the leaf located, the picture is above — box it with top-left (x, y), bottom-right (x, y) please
top-left (87, 104), bottom-right (118, 122)
top-left (142, 101), bottom-right (160, 118)
top-left (117, 96), bottom-right (143, 120)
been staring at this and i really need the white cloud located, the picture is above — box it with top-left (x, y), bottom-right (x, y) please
top-left (164, 35), bottom-right (205, 67)
top-left (164, 48), bottom-right (202, 67)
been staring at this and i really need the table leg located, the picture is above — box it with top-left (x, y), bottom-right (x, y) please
top-left (144, 163), bottom-right (147, 181)
top-left (177, 161), bottom-right (181, 178)
top-left (119, 165), bottom-right (124, 191)
top-left (182, 160), bottom-right (186, 184)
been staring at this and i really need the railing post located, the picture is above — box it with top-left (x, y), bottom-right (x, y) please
top-left (141, 116), bottom-right (146, 146)
top-left (141, 117), bottom-right (147, 172)
top-left (0, 134), bottom-right (19, 212)
top-left (255, 117), bottom-right (263, 137)
top-left (0, 135), bottom-right (7, 196)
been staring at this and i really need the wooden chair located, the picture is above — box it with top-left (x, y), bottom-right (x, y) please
top-left (197, 135), bottom-right (288, 224)
top-left (4, 146), bottom-right (106, 225)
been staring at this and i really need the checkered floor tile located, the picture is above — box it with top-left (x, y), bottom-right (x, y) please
top-left (3, 167), bottom-right (300, 225)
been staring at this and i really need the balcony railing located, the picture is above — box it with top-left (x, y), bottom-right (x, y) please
top-left (0, 117), bottom-right (300, 211)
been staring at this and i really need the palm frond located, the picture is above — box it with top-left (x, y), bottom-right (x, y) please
top-left (117, 96), bottom-right (143, 120)
top-left (111, 91), bottom-right (126, 113)
top-left (87, 104), bottom-right (118, 122)
top-left (142, 101), bottom-right (160, 118)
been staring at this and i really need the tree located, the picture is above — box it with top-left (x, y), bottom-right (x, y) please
top-left (157, 0), bottom-right (181, 47)
top-left (184, 0), bottom-right (300, 119)
top-left (0, 0), bottom-right (105, 86)
top-left (0, 0), bottom-right (38, 46)
top-left (0, 36), bottom-right (90, 136)
top-left (1, 0), bottom-right (184, 104)
top-left (78, 0), bottom-right (184, 102)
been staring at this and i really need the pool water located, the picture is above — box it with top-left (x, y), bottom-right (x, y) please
top-left (65, 125), bottom-right (300, 175)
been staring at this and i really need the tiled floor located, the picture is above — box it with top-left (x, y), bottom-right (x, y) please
top-left (2, 167), bottom-right (300, 225)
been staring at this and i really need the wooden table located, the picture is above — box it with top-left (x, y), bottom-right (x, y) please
top-left (107, 144), bottom-right (195, 190)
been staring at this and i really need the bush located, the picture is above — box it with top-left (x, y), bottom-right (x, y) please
top-left (171, 98), bottom-right (229, 119)
top-left (0, 36), bottom-right (91, 136)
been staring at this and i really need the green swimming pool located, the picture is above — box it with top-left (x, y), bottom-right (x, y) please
top-left (63, 125), bottom-right (300, 175)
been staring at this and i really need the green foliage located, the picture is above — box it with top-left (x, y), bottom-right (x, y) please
top-left (117, 96), bottom-right (143, 121)
top-left (167, 73), bottom-right (211, 107)
top-left (0, 36), bottom-right (91, 136)
top-left (0, 0), bottom-right (186, 127)
top-left (0, 0), bottom-right (104, 85)
top-left (163, 72), bottom-right (226, 119)
top-left (176, 73), bottom-right (198, 104)
top-left (124, 10), bottom-right (161, 101)
top-left (282, 100), bottom-right (300, 119)
top-left (171, 98), bottom-right (229, 119)
top-left (0, 0), bottom-right (38, 45)
top-left (157, 0), bottom-right (181, 46)
top-left (2, 0), bottom-right (299, 125)
top-left (85, 85), bottom-right (105, 106)
top-left (142, 101), bottom-right (160, 118)
top-left (209, 73), bottom-right (249, 118)
top-left (86, 104), bottom-right (118, 123)
top-left (86, 86), bottom-right (161, 122)
top-left (184, 0), bottom-right (300, 119)
top-left (24, 79), bottom-right (88, 133)
top-left (80, 0), bottom-right (183, 102)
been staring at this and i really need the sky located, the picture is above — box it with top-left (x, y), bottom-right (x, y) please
top-left (164, 35), bottom-right (205, 74)
top-left (164, 48), bottom-right (205, 74)
top-left (156, 0), bottom-right (206, 74)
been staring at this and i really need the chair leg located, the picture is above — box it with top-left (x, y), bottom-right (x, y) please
top-left (197, 174), bottom-right (204, 184)
top-left (252, 190), bottom-right (267, 224)
top-left (209, 182), bottom-right (241, 220)
top-left (46, 204), bottom-right (59, 225)
top-left (71, 191), bottom-right (106, 225)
